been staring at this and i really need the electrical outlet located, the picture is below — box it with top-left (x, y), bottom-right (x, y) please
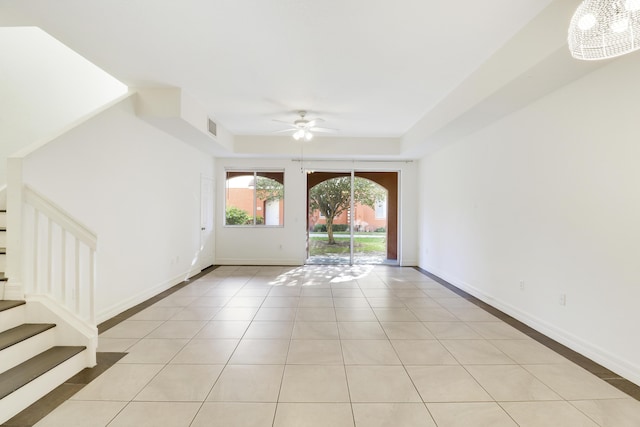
top-left (559, 294), bottom-right (567, 306)
top-left (519, 280), bottom-right (525, 291)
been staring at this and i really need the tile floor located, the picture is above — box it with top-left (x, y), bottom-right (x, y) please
top-left (33, 265), bottom-right (640, 426)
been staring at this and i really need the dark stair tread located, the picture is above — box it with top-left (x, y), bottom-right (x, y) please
top-left (0, 346), bottom-right (86, 400)
top-left (0, 227), bottom-right (5, 232)
top-left (0, 248), bottom-right (6, 254)
top-left (0, 300), bottom-right (24, 311)
top-left (0, 324), bottom-right (56, 352)
top-left (0, 273), bottom-right (8, 281)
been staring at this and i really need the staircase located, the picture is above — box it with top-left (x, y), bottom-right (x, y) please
top-left (1, 209), bottom-right (6, 295)
top-left (0, 300), bottom-right (87, 423)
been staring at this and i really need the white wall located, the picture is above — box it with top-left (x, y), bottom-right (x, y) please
top-left (216, 157), bottom-right (418, 266)
top-left (22, 94), bottom-right (215, 322)
top-left (418, 53), bottom-right (640, 385)
top-left (0, 27), bottom-right (127, 187)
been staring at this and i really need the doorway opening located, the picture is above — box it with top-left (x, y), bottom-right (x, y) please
top-left (306, 171), bottom-right (398, 265)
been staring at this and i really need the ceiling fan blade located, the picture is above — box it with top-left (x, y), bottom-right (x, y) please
top-left (273, 128), bottom-right (297, 133)
top-left (305, 118), bottom-right (325, 128)
top-left (272, 119), bottom-right (295, 125)
top-left (310, 127), bottom-right (338, 133)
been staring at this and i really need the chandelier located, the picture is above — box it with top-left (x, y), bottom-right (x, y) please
top-left (569, 0), bottom-right (640, 60)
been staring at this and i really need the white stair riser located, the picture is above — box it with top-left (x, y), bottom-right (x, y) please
top-left (0, 305), bottom-right (26, 333)
top-left (0, 213), bottom-right (5, 228)
top-left (0, 232), bottom-right (5, 247)
top-left (0, 349), bottom-right (87, 424)
top-left (0, 328), bottom-right (56, 374)
top-left (0, 254), bottom-right (5, 271)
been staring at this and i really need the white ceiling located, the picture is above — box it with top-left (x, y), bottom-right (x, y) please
top-left (1, 0), bottom-right (601, 158)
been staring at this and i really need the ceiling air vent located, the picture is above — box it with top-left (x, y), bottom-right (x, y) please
top-left (207, 118), bottom-right (217, 137)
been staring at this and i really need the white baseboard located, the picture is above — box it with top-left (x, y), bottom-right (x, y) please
top-left (96, 269), bottom-right (197, 324)
top-left (420, 263), bottom-right (640, 388)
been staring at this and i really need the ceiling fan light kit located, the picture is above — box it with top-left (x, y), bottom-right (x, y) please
top-left (569, 0), bottom-right (640, 60)
top-left (273, 110), bottom-right (336, 141)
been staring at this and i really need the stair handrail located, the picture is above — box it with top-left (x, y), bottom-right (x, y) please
top-left (22, 184), bottom-right (97, 325)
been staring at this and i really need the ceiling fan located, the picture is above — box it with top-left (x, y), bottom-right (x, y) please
top-left (273, 110), bottom-right (336, 141)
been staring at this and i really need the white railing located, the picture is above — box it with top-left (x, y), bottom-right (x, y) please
top-left (22, 185), bottom-right (97, 325)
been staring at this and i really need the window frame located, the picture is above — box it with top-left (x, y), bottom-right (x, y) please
top-left (224, 169), bottom-right (285, 228)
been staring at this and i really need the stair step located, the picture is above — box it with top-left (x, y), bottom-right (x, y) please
top-left (0, 300), bottom-right (24, 311)
top-left (0, 324), bottom-right (56, 352)
top-left (0, 346), bottom-right (86, 400)
top-left (0, 273), bottom-right (7, 282)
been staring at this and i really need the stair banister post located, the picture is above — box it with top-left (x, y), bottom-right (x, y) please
top-left (5, 156), bottom-right (24, 300)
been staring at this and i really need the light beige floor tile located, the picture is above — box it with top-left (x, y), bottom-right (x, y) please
top-left (152, 296), bottom-right (199, 307)
top-left (332, 289), bottom-right (365, 298)
top-left (490, 339), bottom-right (570, 364)
top-left (129, 306), bottom-right (184, 321)
top-left (427, 402), bottom-right (517, 427)
top-left (333, 298), bottom-right (371, 308)
top-left (261, 297), bottom-right (300, 308)
top-left (524, 364), bottom-right (629, 399)
top-left (367, 297), bottom-right (406, 308)
top-left (170, 339), bottom-right (238, 364)
top-left (145, 320), bottom-right (207, 339)
top-left (97, 337), bottom-right (138, 352)
top-left (229, 339), bottom-right (290, 364)
top-left (192, 402), bottom-right (276, 427)
top-left (273, 403), bottom-right (353, 427)
top-left (403, 298), bottom-right (441, 309)
top-left (226, 296), bottom-right (266, 307)
top-left (338, 322), bottom-right (386, 339)
top-left (34, 400), bottom-right (126, 427)
top-left (466, 365), bottom-right (561, 401)
top-left (236, 288), bottom-right (271, 296)
top-left (433, 297), bottom-right (477, 309)
top-left (107, 402), bottom-right (200, 427)
top-left (208, 365), bottom-right (284, 402)
top-left (335, 307), bottom-right (377, 321)
top-left (467, 322), bottom-right (530, 340)
top-left (279, 365), bottom-right (350, 402)
top-left (422, 288), bottom-right (460, 298)
top-left (170, 306), bottom-right (220, 320)
top-left (352, 403), bottom-right (436, 427)
top-left (406, 366), bottom-right (492, 402)
top-left (213, 307), bottom-right (259, 320)
top-left (118, 338), bottom-right (188, 364)
top-left (393, 290), bottom-right (429, 298)
top-left (287, 340), bottom-right (344, 365)
top-left (292, 322), bottom-right (339, 339)
top-left (391, 340), bottom-right (458, 365)
top-left (346, 366), bottom-right (421, 402)
top-left (423, 322), bottom-right (482, 339)
top-left (571, 398), bottom-right (640, 427)
top-left (301, 288), bottom-right (332, 297)
top-left (134, 364), bottom-right (223, 401)
top-left (194, 321), bottom-right (250, 339)
top-left (299, 297), bottom-right (334, 307)
top-left (373, 308), bottom-right (419, 322)
top-left (245, 321), bottom-right (294, 339)
top-left (440, 340), bottom-right (515, 364)
top-left (296, 307), bottom-right (337, 322)
top-left (268, 287), bottom-right (303, 297)
top-left (190, 296), bottom-right (232, 307)
top-left (410, 308), bottom-right (459, 322)
top-left (501, 401), bottom-right (599, 427)
top-left (70, 364), bottom-right (163, 401)
top-left (99, 320), bottom-right (163, 339)
top-left (446, 307), bottom-right (499, 321)
top-left (342, 340), bottom-right (401, 365)
top-left (254, 307), bottom-right (297, 321)
top-left (361, 289), bottom-right (395, 298)
top-left (381, 322), bottom-right (435, 339)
